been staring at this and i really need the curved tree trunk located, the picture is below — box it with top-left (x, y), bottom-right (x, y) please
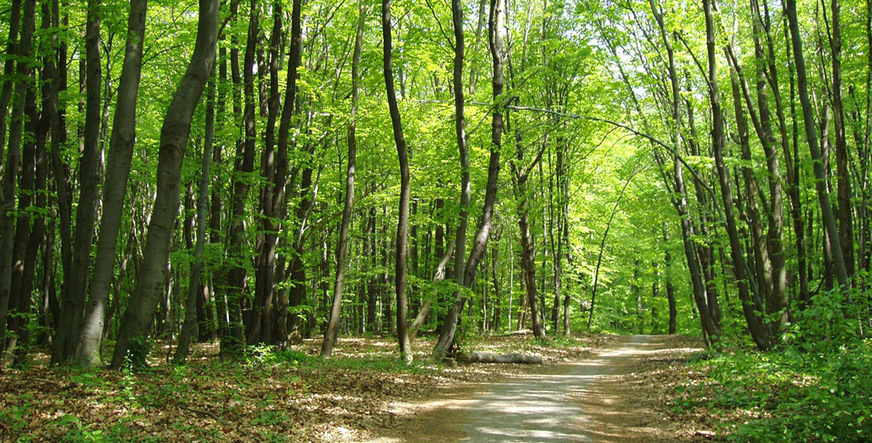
top-left (433, 0), bottom-right (504, 359)
top-left (705, 0), bottom-right (769, 350)
top-left (174, 68), bottom-right (215, 364)
top-left (110, 0), bottom-right (218, 369)
top-left (784, 0), bottom-right (850, 288)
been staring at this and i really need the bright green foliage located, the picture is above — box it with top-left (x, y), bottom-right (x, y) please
top-left (673, 296), bottom-right (872, 441)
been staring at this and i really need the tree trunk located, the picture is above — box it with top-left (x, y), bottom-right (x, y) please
top-left (109, 0), bottom-right (218, 369)
top-left (74, 0), bottom-right (148, 368)
top-left (321, 0), bottom-right (364, 358)
top-left (276, 0), bottom-right (304, 344)
top-left (648, 0), bottom-right (719, 344)
top-left (0, 0), bottom-right (34, 359)
top-left (53, 0), bottom-right (103, 364)
top-left (784, 0), bottom-right (850, 288)
top-left (250, 0), bottom-right (284, 346)
top-left (382, 0), bottom-right (412, 363)
top-left (829, 0), bottom-right (855, 279)
top-left (663, 225), bottom-right (677, 335)
top-left (433, 0), bottom-right (505, 358)
top-left (705, 0), bottom-right (769, 350)
top-left (174, 68), bottom-right (216, 364)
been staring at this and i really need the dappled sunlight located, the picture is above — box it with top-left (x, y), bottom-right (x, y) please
top-left (370, 335), bottom-right (704, 442)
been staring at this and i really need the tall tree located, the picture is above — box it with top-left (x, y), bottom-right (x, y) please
top-left (705, 0), bottom-right (769, 350)
top-left (784, 0), bottom-right (850, 288)
top-left (74, 0), bottom-right (148, 368)
top-left (433, 0), bottom-right (505, 358)
top-left (382, 0), bottom-right (413, 363)
top-left (321, 0), bottom-right (365, 358)
top-left (250, 0), bottom-right (284, 345)
top-left (52, 0), bottom-right (103, 364)
top-left (110, 0), bottom-right (219, 369)
top-left (0, 0), bottom-right (35, 359)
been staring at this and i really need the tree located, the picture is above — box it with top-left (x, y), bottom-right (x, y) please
top-left (321, 0), bottom-right (365, 358)
top-left (74, 0), bottom-right (148, 368)
top-left (382, 0), bottom-right (412, 363)
top-left (52, 0), bottom-right (103, 364)
top-left (110, 0), bottom-right (219, 368)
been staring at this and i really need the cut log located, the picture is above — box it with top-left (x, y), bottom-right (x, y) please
top-left (457, 352), bottom-right (543, 364)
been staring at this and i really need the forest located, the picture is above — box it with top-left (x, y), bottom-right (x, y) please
top-left (0, 0), bottom-right (871, 439)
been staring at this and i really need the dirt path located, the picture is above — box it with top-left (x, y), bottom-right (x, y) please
top-left (369, 335), bottom-right (700, 442)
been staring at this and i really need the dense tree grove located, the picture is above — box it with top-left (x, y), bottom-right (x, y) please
top-left (1, 0), bottom-right (871, 371)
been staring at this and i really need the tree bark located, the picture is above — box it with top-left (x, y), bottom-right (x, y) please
top-left (382, 0), bottom-right (413, 363)
top-left (74, 0), bottom-right (148, 368)
top-left (647, 0), bottom-right (719, 344)
top-left (110, 0), bottom-right (218, 369)
top-left (829, 0), bottom-right (855, 278)
top-left (53, 0), bottom-right (103, 364)
top-left (250, 0), bottom-right (284, 345)
top-left (433, 0), bottom-right (505, 358)
top-left (705, 0), bottom-right (769, 350)
top-left (0, 0), bottom-right (34, 359)
top-left (321, 0), bottom-right (364, 358)
top-left (174, 68), bottom-right (216, 364)
top-left (784, 0), bottom-right (850, 288)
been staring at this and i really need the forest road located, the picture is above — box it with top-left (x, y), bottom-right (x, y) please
top-left (369, 334), bottom-right (685, 442)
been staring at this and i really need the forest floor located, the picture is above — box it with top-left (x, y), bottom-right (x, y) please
top-left (0, 333), bottom-right (714, 441)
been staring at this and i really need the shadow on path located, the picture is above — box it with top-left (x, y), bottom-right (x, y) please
top-left (371, 335), bottom-right (682, 442)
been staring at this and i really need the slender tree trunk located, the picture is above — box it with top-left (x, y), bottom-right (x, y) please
top-left (587, 170), bottom-right (636, 332)
top-left (110, 0), bottom-right (218, 369)
top-left (648, 0), bottom-right (718, 343)
top-left (74, 0), bottom-right (148, 368)
top-left (434, 0), bottom-right (471, 359)
top-left (276, 0), bottom-right (303, 344)
top-left (382, 0), bottom-right (413, 363)
top-left (321, 0), bottom-right (364, 358)
top-left (224, 0), bottom-right (260, 354)
top-left (830, 0), bottom-right (855, 278)
top-left (784, 0), bottom-right (850, 288)
top-left (174, 68), bottom-right (216, 364)
top-left (6, 36), bottom-right (46, 364)
top-left (433, 0), bottom-right (505, 358)
top-left (664, 225), bottom-right (677, 334)
top-left (250, 0), bottom-right (284, 345)
top-left (0, 0), bottom-right (34, 358)
top-left (706, 0), bottom-right (768, 350)
top-left (0, 0), bottom-right (22, 169)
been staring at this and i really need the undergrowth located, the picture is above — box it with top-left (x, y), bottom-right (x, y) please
top-left (671, 288), bottom-right (872, 442)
